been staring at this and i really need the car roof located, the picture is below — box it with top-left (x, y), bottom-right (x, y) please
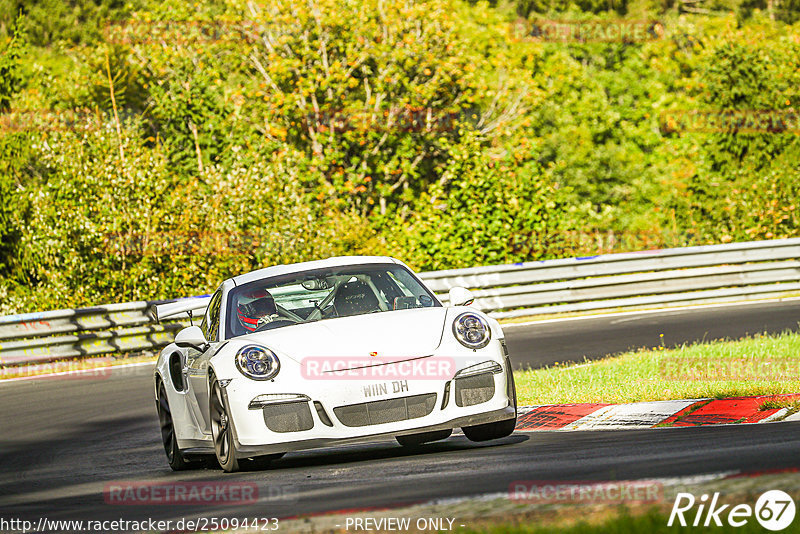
top-left (229, 256), bottom-right (403, 287)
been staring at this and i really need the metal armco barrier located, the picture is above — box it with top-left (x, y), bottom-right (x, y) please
top-left (419, 238), bottom-right (800, 318)
top-left (1, 238), bottom-right (798, 367)
top-left (0, 301), bottom-right (188, 366)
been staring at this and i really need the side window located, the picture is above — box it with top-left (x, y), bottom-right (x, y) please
top-left (209, 290), bottom-right (222, 341)
top-left (201, 288), bottom-right (223, 342)
top-left (386, 268), bottom-right (437, 308)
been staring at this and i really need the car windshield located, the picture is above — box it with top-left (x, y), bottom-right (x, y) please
top-left (225, 263), bottom-right (440, 338)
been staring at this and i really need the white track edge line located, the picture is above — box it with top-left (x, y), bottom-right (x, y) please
top-left (502, 296), bottom-right (800, 328)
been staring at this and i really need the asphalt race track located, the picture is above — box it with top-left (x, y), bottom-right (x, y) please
top-left (505, 299), bottom-right (800, 368)
top-left (1, 300), bottom-right (800, 529)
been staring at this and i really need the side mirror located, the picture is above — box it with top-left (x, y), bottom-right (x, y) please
top-left (174, 325), bottom-right (208, 351)
top-left (448, 286), bottom-right (475, 307)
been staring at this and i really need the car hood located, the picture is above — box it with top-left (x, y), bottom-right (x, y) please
top-left (236, 307), bottom-right (449, 363)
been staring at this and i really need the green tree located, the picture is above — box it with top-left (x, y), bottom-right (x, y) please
top-left (0, 14), bottom-right (24, 111)
top-left (0, 0), bottom-right (140, 45)
top-left (243, 0), bottom-right (487, 216)
top-left (386, 132), bottom-right (575, 270)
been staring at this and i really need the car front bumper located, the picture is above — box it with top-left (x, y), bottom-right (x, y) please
top-left (234, 405), bottom-right (516, 457)
top-left (218, 345), bottom-right (516, 458)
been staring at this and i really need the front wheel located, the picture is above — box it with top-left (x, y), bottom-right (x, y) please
top-left (210, 377), bottom-right (240, 472)
top-left (156, 381), bottom-right (193, 471)
top-left (462, 417), bottom-right (516, 442)
top-left (463, 372), bottom-right (517, 442)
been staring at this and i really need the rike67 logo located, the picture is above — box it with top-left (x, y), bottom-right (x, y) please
top-left (668, 490), bottom-right (796, 530)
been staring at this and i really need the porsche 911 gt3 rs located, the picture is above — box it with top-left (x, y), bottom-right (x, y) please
top-left (153, 256), bottom-right (516, 472)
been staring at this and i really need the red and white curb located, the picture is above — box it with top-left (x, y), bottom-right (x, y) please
top-left (515, 394), bottom-right (800, 431)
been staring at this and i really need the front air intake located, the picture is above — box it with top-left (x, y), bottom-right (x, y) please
top-left (262, 402), bottom-right (314, 433)
top-left (454, 373), bottom-right (495, 407)
top-left (333, 393), bottom-right (437, 427)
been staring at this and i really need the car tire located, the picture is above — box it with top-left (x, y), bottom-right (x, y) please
top-left (462, 417), bottom-right (516, 442)
top-left (156, 380), bottom-right (194, 471)
top-left (463, 368), bottom-right (517, 442)
top-left (210, 376), bottom-right (240, 473)
top-left (396, 429), bottom-right (452, 447)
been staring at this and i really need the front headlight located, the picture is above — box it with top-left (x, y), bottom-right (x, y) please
top-left (452, 312), bottom-right (491, 349)
top-left (235, 344), bottom-right (280, 381)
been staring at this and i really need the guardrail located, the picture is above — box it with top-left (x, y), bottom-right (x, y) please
top-left (0, 301), bottom-right (189, 367)
top-left (420, 238), bottom-right (800, 318)
top-left (2, 238), bottom-right (799, 368)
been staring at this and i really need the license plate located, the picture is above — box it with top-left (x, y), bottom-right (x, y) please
top-left (362, 380), bottom-right (409, 398)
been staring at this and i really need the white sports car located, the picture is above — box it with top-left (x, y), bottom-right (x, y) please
top-left (153, 256), bottom-right (516, 472)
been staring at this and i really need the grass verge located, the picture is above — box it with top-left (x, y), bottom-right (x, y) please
top-left (270, 471), bottom-right (800, 533)
top-left (515, 331), bottom-right (800, 405)
top-left (759, 398), bottom-right (800, 419)
top-left (457, 506), bottom-right (791, 533)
